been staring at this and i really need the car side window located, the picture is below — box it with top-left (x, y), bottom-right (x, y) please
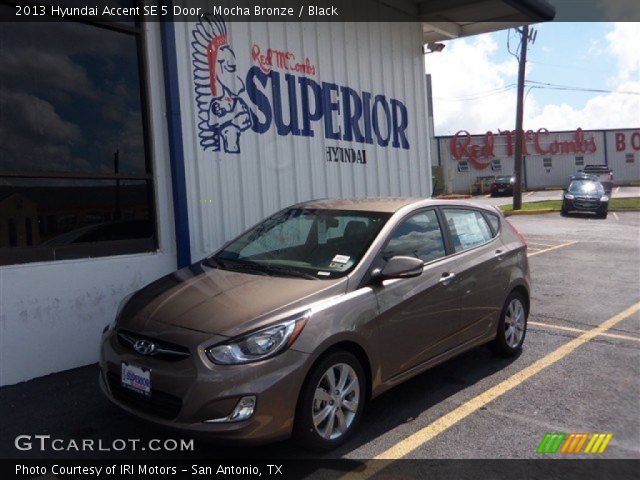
top-left (443, 209), bottom-right (493, 252)
top-left (382, 210), bottom-right (446, 263)
top-left (485, 212), bottom-right (500, 236)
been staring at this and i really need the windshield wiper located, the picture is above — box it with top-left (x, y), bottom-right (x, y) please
top-left (251, 263), bottom-right (320, 280)
top-left (203, 256), bottom-right (225, 269)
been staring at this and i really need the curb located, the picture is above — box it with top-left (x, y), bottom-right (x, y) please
top-left (502, 209), bottom-right (556, 216)
top-left (502, 208), bottom-right (640, 216)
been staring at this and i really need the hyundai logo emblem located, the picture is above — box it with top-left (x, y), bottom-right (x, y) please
top-left (133, 339), bottom-right (156, 356)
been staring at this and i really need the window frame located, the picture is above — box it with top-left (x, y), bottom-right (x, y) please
top-left (379, 207), bottom-right (449, 265)
top-left (0, 3), bottom-right (158, 266)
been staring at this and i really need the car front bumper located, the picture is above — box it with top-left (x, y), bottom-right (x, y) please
top-left (99, 327), bottom-right (311, 444)
top-left (563, 198), bottom-right (608, 213)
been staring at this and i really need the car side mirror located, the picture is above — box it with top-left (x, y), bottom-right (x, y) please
top-left (373, 256), bottom-right (424, 282)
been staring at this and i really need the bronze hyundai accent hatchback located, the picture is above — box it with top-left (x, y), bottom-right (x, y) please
top-left (100, 198), bottom-right (530, 450)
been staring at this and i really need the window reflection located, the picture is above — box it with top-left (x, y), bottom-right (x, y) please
top-left (0, 14), bottom-right (146, 174)
top-left (0, 10), bottom-right (156, 265)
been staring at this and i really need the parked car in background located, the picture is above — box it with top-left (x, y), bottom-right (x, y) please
top-left (580, 165), bottom-right (613, 194)
top-left (100, 198), bottom-right (530, 450)
top-left (490, 175), bottom-right (516, 196)
top-left (562, 179), bottom-right (609, 218)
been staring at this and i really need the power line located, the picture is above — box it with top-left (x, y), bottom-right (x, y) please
top-left (434, 80), bottom-right (640, 101)
top-left (434, 84), bottom-right (516, 101)
top-left (525, 79), bottom-right (640, 95)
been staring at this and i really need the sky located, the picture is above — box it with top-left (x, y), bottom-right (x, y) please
top-left (425, 22), bottom-right (640, 136)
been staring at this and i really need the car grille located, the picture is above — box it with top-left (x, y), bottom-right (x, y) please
top-left (117, 329), bottom-right (191, 361)
top-left (574, 196), bottom-right (599, 209)
top-left (106, 371), bottom-right (182, 420)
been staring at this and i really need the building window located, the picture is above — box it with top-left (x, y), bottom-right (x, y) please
top-left (491, 159), bottom-right (502, 171)
top-left (575, 156), bottom-right (584, 166)
top-left (543, 157), bottom-right (553, 168)
top-left (626, 153), bottom-right (635, 163)
top-left (457, 161), bottom-right (470, 172)
top-left (0, 5), bottom-right (157, 265)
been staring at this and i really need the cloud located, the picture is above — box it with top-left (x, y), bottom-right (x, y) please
top-left (427, 23), bottom-right (640, 135)
top-left (425, 32), bottom-right (520, 135)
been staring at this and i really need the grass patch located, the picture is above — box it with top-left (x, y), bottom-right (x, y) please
top-left (499, 197), bottom-right (640, 212)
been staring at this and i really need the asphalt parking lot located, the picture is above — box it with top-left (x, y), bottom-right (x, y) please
top-left (1, 212), bottom-right (639, 462)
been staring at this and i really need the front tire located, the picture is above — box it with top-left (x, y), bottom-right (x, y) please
top-left (293, 351), bottom-right (366, 451)
top-left (490, 292), bottom-right (528, 357)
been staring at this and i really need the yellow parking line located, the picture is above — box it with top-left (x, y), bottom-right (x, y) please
top-left (343, 301), bottom-right (640, 478)
top-left (527, 241), bottom-right (578, 257)
top-left (526, 191), bottom-right (535, 197)
top-left (529, 320), bottom-right (640, 343)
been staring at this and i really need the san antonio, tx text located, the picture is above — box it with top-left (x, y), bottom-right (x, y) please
top-left (17, 464), bottom-right (283, 476)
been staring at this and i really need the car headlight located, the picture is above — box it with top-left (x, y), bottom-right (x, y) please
top-left (600, 195), bottom-right (609, 202)
top-left (564, 194), bottom-right (574, 200)
top-left (205, 311), bottom-right (309, 365)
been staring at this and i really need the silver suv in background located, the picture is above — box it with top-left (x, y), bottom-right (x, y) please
top-left (581, 165), bottom-right (613, 194)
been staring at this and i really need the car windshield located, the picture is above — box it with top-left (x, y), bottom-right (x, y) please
top-left (213, 208), bottom-right (391, 279)
top-left (496, 176), bottom-right (513, 182)
top-left (568, 180), bottom-right (604, 195)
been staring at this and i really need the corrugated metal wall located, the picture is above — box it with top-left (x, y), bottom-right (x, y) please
top-left (606, 129), bottom-right (640, 184)
top-left (173, 21), bottom-right (431, 261)
top-left (438, 128), bottom-right (640, 193)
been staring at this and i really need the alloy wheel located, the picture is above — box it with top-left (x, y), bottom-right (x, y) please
top-left (312, 363), bottom-right (360, 440)
top-left (504, 298), bottom-right (526, 348)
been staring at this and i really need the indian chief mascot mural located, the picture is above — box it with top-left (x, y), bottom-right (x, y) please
top-left (192, 16), bottom-right (251, 154)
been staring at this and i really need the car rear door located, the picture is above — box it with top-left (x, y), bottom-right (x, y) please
top-left (440, 207), bottom-right (509, 346)
top-left (370, 208), bottom-right (463, 382)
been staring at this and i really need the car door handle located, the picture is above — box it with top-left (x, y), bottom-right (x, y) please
top-left (495, 249), bottom-right (504, 259)
top-left (439, 272), bottom-right (456, 286)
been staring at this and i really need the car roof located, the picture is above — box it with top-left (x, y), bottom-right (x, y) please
top-left (297, 197), bottom-right (498, 214)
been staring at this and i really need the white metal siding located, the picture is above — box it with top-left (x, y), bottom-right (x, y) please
top-left (606, 129), bottom-right (640, 184)
top-left (524, 131), bottom-right (606, 189)
top-left (174, 21), bottom-right (431, 261)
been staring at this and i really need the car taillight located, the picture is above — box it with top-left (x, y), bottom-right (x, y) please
top-left (506, 219), bottom-right (527, 251)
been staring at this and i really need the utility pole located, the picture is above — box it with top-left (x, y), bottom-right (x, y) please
top-left (513, 25), bottom-right (530, 211)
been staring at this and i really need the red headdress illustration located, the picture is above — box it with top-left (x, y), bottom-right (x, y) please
top-left (192, 15), bottom-right (252, 153)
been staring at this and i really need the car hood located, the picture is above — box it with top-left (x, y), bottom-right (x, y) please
top-left (117, 261), bottom-right (347, 336)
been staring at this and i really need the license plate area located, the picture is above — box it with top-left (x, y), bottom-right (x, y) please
top-left (121, 362), bottom-right (151, 397)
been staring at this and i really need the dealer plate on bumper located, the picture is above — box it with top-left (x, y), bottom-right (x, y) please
top-left (121, 362), bottom-right (151, 397)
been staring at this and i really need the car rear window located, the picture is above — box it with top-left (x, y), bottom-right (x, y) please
top-left (443, 209), bottom-right (493, 252)
top-left (485, 212), bottom-right (500, 236)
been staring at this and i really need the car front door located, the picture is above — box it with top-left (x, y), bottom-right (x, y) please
top-left (369, 209), bottom-right (464, 383)
top-left (440, 208), bottom-right (508, 345)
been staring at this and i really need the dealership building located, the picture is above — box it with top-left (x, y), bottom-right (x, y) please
top-left (0, 0), bottom-right (556, 385)
top-left (434, 127), bottom-right (640, 194)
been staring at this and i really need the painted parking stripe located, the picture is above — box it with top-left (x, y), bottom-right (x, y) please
top-left (527, 241), bottom-right (578, 257)
top-left (613, 212), bottom-right (619, 221)
top-left (343, 301), bottom-right (640, 478)
top-left (529, 320), bottom-right (640, 343)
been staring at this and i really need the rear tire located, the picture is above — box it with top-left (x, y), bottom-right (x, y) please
top-left (489, 291), bottom-right (528, 357)
top-left (293, 351), bottom-right (366, 451)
